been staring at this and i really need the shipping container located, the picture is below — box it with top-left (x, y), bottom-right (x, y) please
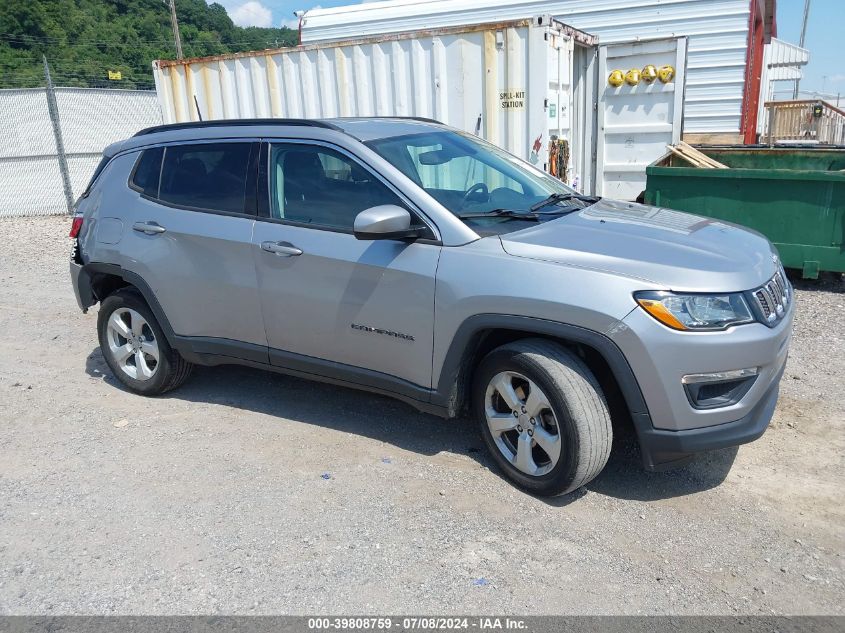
top-left (299, 0), bottom-right (776, 144)
top-left (153, 16), bottom-right (689, 200)
top-left (154, 18), bottom-right (593, 185)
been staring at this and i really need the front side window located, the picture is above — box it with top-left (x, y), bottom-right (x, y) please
top-left (367, 131), bottom-right (588, 233)
top-left (158, 142), bottom-right (252, 214)
top-left (269, 143), bottom-right (418, 231)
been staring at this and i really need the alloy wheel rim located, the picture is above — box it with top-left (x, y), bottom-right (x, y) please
top-left (106, 308), bottom-right (159, 381)
top-left (484, 371), bottom-right (561, 477)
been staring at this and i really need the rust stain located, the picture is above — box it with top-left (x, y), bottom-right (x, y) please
top-left (155, 18), bottom-right (594, 69)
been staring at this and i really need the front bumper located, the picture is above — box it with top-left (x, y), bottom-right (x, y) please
top-left (611, 296), bottom-right (794, 470)
top-left (633, 358), bottom-right (785, 470)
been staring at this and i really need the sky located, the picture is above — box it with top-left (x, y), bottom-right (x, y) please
top-left (776, 0), bottom-right (840, 100)
top-left (212, 0), bottom-right (349, 29)
top-left (213, 0), bottom-right (840, 100)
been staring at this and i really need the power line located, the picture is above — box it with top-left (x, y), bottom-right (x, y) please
top-left (0, 35), bottom-right (291, 48)
top-left (0, 34), bottom-right (176, 47)
top-left (0, 27), bottom-right (295, 46)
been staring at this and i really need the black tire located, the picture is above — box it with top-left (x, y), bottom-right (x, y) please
top-left (97, 288), bottom-right (193, 396)
top-left (472, 338), bottom-right (612, 496)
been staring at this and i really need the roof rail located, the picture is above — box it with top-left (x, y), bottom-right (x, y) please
top-left (369, 116), bottom-right (443, 125)
top-left (134, 118), bottom-right (341, 137)
top-left (328, 116), bottom-right (443, 125)
top-left (396, 116), bottom-right (443, 124)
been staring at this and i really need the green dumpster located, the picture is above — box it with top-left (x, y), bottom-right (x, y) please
top-left (644, 147), bottom-right (845, 278)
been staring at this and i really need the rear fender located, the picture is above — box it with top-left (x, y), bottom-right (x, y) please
top-left (73, 263), bottom-right (177, 347)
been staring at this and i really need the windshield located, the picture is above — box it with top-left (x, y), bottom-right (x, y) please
top-left (366, 130), bottom-right (593, 233)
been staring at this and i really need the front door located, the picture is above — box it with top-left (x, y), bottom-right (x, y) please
top-left (251, 141), bottom-right (441, 393)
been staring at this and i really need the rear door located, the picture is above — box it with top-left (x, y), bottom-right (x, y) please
top-left (596, 37), bottom-right (687, 200)
top-left (120, 140), bottom-right (267, 355)
top-left (251, 141), bottom-right (440, 393)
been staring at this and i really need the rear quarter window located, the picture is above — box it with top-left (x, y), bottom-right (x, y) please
top-left (75, 155), bottom-right (111, 205)
top-left (130, 147), bottom-right (164, 198)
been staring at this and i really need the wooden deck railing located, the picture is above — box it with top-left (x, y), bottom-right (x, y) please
top-left (764, 100), bottom-right (845, 146)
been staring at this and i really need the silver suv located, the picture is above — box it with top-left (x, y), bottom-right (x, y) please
top-left (70, 118), bottom-right (794, 496)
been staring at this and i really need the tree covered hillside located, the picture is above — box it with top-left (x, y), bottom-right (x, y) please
top-left (0, 0), bottom-right (298, 89)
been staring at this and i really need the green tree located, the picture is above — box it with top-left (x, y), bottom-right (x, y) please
top-left (0, 0), bottom-right (298, 89)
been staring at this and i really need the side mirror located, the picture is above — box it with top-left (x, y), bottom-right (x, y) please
top-left (353, 204), bottom-right (421, 241)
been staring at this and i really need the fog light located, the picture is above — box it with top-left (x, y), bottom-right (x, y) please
top-left (682, 368), bottom-right (758, 409)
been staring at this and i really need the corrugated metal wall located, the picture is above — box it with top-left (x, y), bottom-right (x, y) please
top-left (153, 19), bottom-right (575, 163)
top-left (0, 88), bottom-right (161, 217)
top-left (301, 0), bottom-right (751, 134)
top-left (757, 38), bottom-right (810, 134)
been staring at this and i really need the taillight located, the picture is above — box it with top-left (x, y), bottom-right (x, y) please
top-left (69, 216), bottom-right (83, 238)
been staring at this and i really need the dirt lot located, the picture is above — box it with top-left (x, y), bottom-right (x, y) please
top-left (0, 216), bottom-right (843, 615)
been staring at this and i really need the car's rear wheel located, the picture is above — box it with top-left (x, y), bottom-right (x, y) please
top-left (473, 339), bottom-right (612, 496)
top-left (97, 289), bottom-right (193, 395)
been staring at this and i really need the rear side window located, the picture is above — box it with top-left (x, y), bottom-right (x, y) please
top-left (130, 147), bottom-right (163, 197)
top-left (159, 142), bottom-right (252, 214)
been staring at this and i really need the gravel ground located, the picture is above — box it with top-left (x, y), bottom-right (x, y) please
top-left (0, 216), bottom-right (843, 615)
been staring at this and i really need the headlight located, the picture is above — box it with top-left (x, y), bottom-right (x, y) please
top-left (634, 291), bottom-right (754, 331)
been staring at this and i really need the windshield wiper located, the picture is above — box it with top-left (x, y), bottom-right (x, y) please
top-left (455, 208), bottom-right (539, 220)
top-left (529, 192), bottom-right (599, 213)
top-left (456, 204), bottom-right (587, 221)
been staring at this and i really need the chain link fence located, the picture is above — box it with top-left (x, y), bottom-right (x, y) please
top-left (0, 87), bottom-right (162, 217)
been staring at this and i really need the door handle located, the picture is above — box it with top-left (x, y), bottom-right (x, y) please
top-left (133, 221), bottom-right (166, 235)
top-left (260, 240), bottom-right (303, 257)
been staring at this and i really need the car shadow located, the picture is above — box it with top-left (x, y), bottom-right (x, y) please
top-left (86, 347), bottom-right (738, 505)
top-left (85, 347), bottom-right (481, 461)
top-left (583, 431), bottom-right (738, 504)
top-left (788, 270), bottom-right (844, 293)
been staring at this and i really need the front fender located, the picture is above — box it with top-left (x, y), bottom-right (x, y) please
top-left (432, 314), bottom-right (650, 421)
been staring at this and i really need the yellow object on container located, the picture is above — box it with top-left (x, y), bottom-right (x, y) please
top-left (608, 69), bottom-right (624, 87)
top-left (658, 65), bottom-right (675, 83)
top-left (641, 64), bottom-right (658, 83)
top-left (625, 68), bottom-right (641, 85)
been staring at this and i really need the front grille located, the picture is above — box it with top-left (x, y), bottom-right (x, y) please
top-left (750, 266), bottom-right (791, 325)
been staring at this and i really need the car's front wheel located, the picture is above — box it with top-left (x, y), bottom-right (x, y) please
top-left (473, 339), bottom-right (612, 496)
top-left (97, 289), bottom-right (193, 395)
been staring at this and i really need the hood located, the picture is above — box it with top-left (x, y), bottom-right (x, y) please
top-left (499, 199), bottom-right (777, 292)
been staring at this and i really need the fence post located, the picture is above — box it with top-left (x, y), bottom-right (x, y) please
top-left (43, 56), bottom-right (74, 214)
top-left (766, 103), bottom-right (776, 147)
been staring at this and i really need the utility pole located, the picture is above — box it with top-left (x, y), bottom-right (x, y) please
top-left (43, 56), bottom-right (74, 214)
top-left (793, 0), bottom-right (811, 99)
top-left (168, 0), bottom-right (184, 59)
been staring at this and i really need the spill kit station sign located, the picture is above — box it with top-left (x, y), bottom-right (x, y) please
top-left (499, 89), bottom-right (525, 110)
